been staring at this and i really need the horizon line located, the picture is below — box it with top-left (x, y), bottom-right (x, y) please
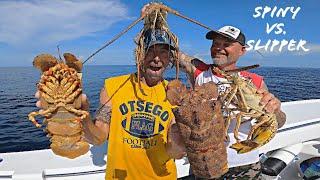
top-left (0, 64), bottom-right (320, 69)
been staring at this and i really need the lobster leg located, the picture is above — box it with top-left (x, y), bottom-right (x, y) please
top-left (64, 106), bottom-right (89, 120)
top-left (224, 85), bottom-right (238, 107)
top-left (41, 92), bottom-right (57, 104)
top-left (221, 87), bottom-right (231, 102)
top-left (65, 89), bottom-right (82, 104)
top-left (237, 87), bottom-right (248, 111)
top-left (224, 109), bottom-right (232, 141)
top-left (60, 76), bottom-right (72, 87)
top-left (28, 105), bottom-right (59, 128)
top-left (64, 82), bottom-right (80, 99)
top-left (247, 115), bottom-right (273, 140)
top-left (38, 83), bottom-right (55, 96)
top-left (233, 111), bottom-right (261, 142)
top-left (28, 111), bottom-right (43, 128)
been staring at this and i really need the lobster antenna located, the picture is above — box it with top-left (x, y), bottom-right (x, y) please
top-left (225, 64), bottom-right (260, 73)
top-left (57, 45), bottom-right (63, 63)
top-left (83, 3), bottom-right (213, 65)
top-left (255, 49), bottom-right (265, 58)
top-left (83, 16), bottom-right (145, 65)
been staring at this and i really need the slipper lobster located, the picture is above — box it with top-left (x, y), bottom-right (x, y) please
top-left (28, 53), bottom-right (89, 159)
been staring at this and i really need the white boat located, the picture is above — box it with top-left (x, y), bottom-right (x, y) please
top-left (1, 99), bottom-right (320, 180)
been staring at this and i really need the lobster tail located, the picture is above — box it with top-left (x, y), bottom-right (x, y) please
top-left (230, 140), bottom-right (260, 154)
top-left (51, 140), bottom-right (89, 159)
top-left (231, 118), bottom-right (278, 154)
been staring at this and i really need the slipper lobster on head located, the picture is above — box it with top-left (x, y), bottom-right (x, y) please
top-left (28, 53), bottom-right (89, 159)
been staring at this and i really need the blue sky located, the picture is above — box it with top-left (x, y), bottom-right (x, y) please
top-left (0, 0), bottom-right (319, 67)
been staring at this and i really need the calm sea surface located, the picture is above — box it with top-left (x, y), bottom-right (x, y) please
top-left (0, 66), bottom-right (319, 153)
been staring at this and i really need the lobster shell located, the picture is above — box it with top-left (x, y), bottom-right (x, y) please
top-left (166, 80), bottom-right (228, 179)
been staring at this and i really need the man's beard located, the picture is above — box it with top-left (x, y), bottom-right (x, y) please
top-left (212, 56), bottom-right (237, 68)
top-left (212, 57), bottom-right (227, 66)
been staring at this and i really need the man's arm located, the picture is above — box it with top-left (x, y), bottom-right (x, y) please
top-left (177, 52), bottom-right (206, 86)
top-left (258, 81), bottom-right (287, 128)
top-left (166, 117), bottom-right (186, 159)
top-left (82, 87), bottom-right (111, 145)
top-left (177, 52), bottom-right (196, 75)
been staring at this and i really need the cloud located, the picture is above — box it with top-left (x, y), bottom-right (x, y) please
top-left (308, 44), bottom-right (320, 52)
top-left (293, 43), bottom-right (320, 56)
top-left (0, 0), bottom-right (130, 46)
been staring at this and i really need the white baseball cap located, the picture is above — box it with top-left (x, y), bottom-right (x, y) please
top-left (206, 25), bottom-right (246, 46)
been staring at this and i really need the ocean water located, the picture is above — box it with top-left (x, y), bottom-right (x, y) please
top-left (0, 66), bottom-right (319, 153)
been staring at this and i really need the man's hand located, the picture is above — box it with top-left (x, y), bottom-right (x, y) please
top-left (141, 3), bottom-right (151, 17)
top-left (257, 88), bottom-right (281, 114)
top-left (178, 51), bottom-right (194, 63)
top-left (177, 51), bottom-right (198, 76)
top-left (35, 91), bottom-right (41, 108)
top-left (178, 51), bottom-right (188, 62)
top-left (80, 94), bottom-right (90, 111)
top-left (166, 123), bottom-right (186, 159)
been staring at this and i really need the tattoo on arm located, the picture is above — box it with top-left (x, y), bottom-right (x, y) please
top-left (94, 103), bottom-right (112, 124)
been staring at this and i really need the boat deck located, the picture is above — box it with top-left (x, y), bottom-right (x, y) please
top-left (1, 99), bottom-right (320, 179)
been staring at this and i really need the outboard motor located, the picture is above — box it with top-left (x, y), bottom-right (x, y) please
top-left (261, 143), bottom-right (303, 176)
